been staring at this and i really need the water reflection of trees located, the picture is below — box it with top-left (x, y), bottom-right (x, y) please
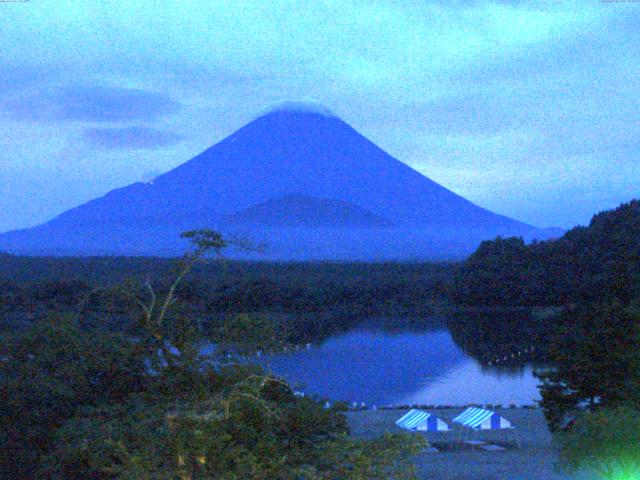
top-left (447, 309), bottom-right (552, 371)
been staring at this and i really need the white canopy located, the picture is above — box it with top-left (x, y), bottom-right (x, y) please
top-left (396, 409), bottom-right (450, 432)
top-left (452, 407), bottom-right (514, 430)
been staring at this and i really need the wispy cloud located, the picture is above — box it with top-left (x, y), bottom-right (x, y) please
top-left (3, 85), bottom-right (181, 122)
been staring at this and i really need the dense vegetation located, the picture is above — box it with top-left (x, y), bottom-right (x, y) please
top-left (0, 231), bottom-right (425, 479)
top-left (0, 318), bottom-right (424, 479)
top-left (454, 200), bottom-right (640, 478)
top-left (557, 405), bottom-right (640, 479)
top-left (455, 200), bottom-right (640, 307)
top-left (0, 256), bottom-right (453, 346)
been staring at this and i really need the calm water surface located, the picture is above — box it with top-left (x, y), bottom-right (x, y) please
top-left (254, 319), bottom-right (542, 406)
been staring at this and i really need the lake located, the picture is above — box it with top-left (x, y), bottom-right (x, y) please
top-left (252, 318), bottom-right (543, 407)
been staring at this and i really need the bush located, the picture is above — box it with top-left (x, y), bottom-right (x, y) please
top-left (558, 406), bottom-right (640, 479)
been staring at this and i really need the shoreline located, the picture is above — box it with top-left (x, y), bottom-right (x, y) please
top-left (345, 407), bottom-right (582, 480)
top-left (343, 403), bottom-right (541, 411)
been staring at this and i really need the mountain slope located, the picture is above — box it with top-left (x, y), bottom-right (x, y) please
top-left (0, 106), bottom-right (559, 259)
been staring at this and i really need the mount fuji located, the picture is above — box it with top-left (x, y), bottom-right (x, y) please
top-left (0, 105), bottom-right (560, 260)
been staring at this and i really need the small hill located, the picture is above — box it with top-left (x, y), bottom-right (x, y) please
top-left (221, 194), bottom-right (394, 228)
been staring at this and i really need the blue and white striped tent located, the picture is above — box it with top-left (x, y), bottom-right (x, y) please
top-left (452, 407), bottom-right (514, 430)
top-left (396, 409), bottom-right (450, 432)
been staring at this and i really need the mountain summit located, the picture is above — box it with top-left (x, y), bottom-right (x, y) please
top-left (0, 106), bottom-right (559, 259)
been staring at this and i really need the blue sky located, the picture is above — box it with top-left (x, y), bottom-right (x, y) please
top-left (1, 0), bottom-right (638, 232)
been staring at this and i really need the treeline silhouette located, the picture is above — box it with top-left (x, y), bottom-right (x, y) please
top-left (0, 257), bottom-right (454, 338)
top-left (454, 200), bottom-right (640, 307)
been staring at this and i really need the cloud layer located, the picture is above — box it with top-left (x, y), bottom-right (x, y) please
top-left (4, 86), bottom-right (181, 122)
top-left (0, 0), bottom-right (639, 232)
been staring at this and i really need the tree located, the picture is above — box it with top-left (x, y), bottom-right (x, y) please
top-left (4, 230), bottom-right (426, 479)
top-left (212, 313), bottom-right (286, 358)
top-left (536, 303), bottom-right (640, 432)
top-left (0, 315), bottom-right (148, 478)
top-left (557, 406), bottom-right (640, 479)
top-left (43, 364), bottom-right (425, 479)
top-left (454, 236), bottom-right (532, 306)
top-left (454, 199), bottom-right (640, 308)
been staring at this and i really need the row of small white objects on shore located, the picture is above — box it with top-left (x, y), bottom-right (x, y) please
top-left (255, 343), bottom-right (313, 358)
top-left (223, 342), bottom-right (313, 361)
top-left (229, 344), bottom-right (535, 365)
top-left (487, 346), bottom-right (535, 366)
top-left (293, 396), bottom-right (377, 411)
top-left (295, 396), bottom-right (537, 410)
